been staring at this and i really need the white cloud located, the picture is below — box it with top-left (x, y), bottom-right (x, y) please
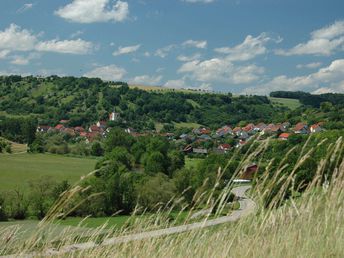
top-left (164, 78), bottom-right (213, 91)
top-left (55, 0), bottom-right (129, 23)
top-left (155, 45), bottom-right (176, 58)
top-left (129, 75), bottom-right (162, 85)
top-left (242, 59), bottom-right (344, 94)
top-left (178, 58), bottom-right (264, 84)
top-left (84, 65), bottom-right (127, 81)
top-left (0, 24), bottom-right (94, 56)
top-left (296, 62), bottom-right (322, 69)
top-left (0, 50), bottom-right (10, 59)
top-left (182, 0), bottom-right (215, 3)
top-left (0, 24), bottom-right (37, 52)
top-left (10, 53), bottom-right (40, 65)
top-left (112, 44), bottom-right (141, 56)
top-left (177, 53), bottom-right (201, 62)
top-left (276, 20), bottom-right (344, 56)
top-left (182, 39), bottom-right (207, 49)
top-left (214, 33), bottom-right (271, 61)
top-left (16, 3), bottom-right (34, 13)
top-left (36, 39), bottom-right (93, 54)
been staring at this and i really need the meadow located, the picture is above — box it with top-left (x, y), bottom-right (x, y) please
top-left (269, 97), bottom-right (301, 110)
top-left (0, 153), bottom-right (97, 192)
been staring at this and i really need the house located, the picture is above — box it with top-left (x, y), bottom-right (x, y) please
top-left (200, 128), bottom-right (211, 135)
top-left (310, 124), bottom-right (323, 133)
top-left (254, 123), bottom-right (267, 132)
top-left (242, 123), bottom-right (255, 134)
top-left (89, 125), bottom-right (101, 133)
top-left (218, 143), bottom-right (231, 153)
top-left (96, 121), bottom-right (107, 129)
top-left (238, 131), bottom-right (249, 140)
top-left (232, 127), bottom-right (242, 136)
top-left (216, 125), bottom-right (232, 137)
top-left (36, 125), bottom-right (51, 133)
top-left (239, 163), bottom-right (258, 180)
top-left (279, 133), bottom-right (291, 140)
top-left (193, 148), bottom-right (208, 154)
top-left (236, 139), bottom-right (246, 147)
top-left (109, 112), bottom-right (120, 121)
top-left (55, 124), bottom-right (65, 131)
top-left (264, 124), bottom-right (281, 134)
top-left (294, 122), bottom-right (309, 134)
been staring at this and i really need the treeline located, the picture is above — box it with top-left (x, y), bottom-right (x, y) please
top-left (0, 116), bottom-right (37, 144)
top-left (270, 91), bottom-right (344, 108)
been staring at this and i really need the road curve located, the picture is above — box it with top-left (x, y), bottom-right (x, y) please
top-left (5, 185), bottom-right (256, 257)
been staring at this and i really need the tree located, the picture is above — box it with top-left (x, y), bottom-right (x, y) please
top-left (91, 141), bottom-right (104, 156)
top-left (136, 174), bottom-right (176, 211)
top-left (144, 152), bottom-right (166, 174)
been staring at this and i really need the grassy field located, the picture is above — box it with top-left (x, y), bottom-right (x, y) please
top-left (0, 153), bottom-right (97, 192)
top-left (174, 122), bottom-right (202, 129)
top-left (0, 137), bottom-right (28, 153)
top-left (269, 97), bottom-right (301, 110)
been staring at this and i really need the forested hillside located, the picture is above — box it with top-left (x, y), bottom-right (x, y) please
top-left (0, 75), bottom-right (287, 130)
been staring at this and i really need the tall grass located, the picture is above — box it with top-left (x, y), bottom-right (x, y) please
top-left (1, 136), bottom-right (343, 257)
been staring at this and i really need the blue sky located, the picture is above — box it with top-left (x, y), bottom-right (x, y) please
top-left (0, 0), bottom-right (343, 94)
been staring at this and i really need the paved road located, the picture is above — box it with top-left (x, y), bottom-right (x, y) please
top-left (4, 185), bottom-right (255, 257)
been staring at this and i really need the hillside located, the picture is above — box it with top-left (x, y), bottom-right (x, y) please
top-left (0, 75), bottom-right (289, 130)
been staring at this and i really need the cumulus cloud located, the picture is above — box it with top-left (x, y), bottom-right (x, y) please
top-left (296, 62), bottom-right (322, 69)
top-left (84, 65), bottom-right (127, 81)
top-left (36, 39), bottom-right (93, 54)
top-left (112, 44), bottom-right (141, 56)
top-left (214, 33), bottom-right (271, 62)
top-left (129, 75), bottom-right (162, 85)
top-left (0, 24), bottom-right (94, 56)
top-left (276, 20), bottom-right (344, 56)
top-left (0, 24), bottom-right (37, 52)
top-left (55, 0), bottom-right (129, 23)
top-left (178, 58), bottom-right (264, 84)
top-left (242, 59), bottom-right (344, 94)
top-left (182, 39), bottom-right (207, 49)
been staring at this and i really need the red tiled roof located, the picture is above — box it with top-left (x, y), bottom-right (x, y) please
top-left (55, 124), bottom-right (64, 130)
top-left (279, 133), bottom-right (291, 139)
top-left (294, 122), bottom-right (307, 131)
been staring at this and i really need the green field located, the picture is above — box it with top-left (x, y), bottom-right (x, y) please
top-left (174, 122), bottom-right (202, 129)
top-left (269, 97), bottom-right (301, 110)
top-left (0, 153), bottom-right (97, 192)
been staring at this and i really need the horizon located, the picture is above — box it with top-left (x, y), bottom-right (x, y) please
top-left (0, 0), bottom-right (343, 94)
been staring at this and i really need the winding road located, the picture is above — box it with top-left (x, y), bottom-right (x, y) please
top-left (4, 185), bottom-right (256, 257)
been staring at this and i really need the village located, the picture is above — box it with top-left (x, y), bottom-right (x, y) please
top-left (36, 111), bottom-right (325, 156)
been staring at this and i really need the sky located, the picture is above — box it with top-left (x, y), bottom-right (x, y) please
top-left (0, 0), bottom-right (343, 94)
